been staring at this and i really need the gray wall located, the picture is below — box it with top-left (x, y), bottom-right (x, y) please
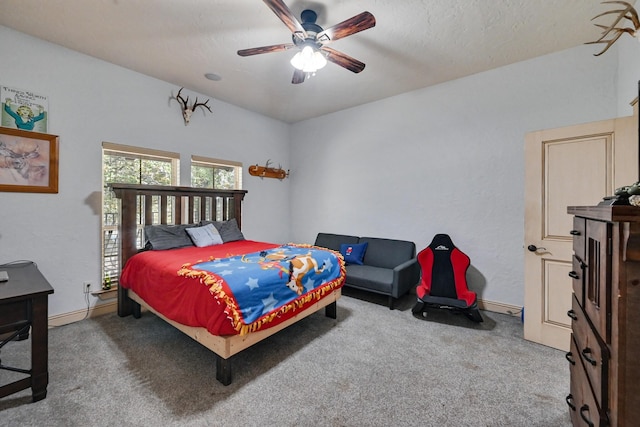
top-left (290, 43), bottom-right (634, 306)
top-left (0, 26), bottom-right (291, 317)
top-left (1, 23), bottom-right (638, 317)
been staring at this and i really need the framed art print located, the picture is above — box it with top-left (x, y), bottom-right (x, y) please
top-left (0, 127), bottom-right (59, 193)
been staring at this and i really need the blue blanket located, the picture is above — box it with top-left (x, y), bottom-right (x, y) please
top-left (189, 244), bottom-right (344, 327)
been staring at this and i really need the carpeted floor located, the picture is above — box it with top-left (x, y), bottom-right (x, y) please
top-left (0, 289), bottom-right (571, 426)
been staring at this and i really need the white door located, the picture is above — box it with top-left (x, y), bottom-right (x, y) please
top-left (524, 116), bottom-right (636, 351)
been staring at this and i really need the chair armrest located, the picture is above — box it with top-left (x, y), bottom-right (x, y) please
top-left (392, 258), bottom-right (421, 297)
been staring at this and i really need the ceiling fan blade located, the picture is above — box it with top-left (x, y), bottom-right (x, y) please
top-left (263, 0), bottom-right (307, 38)
top-left (292, 69), bottom-right (305, 84)
top-left (237, 43), bottom-right (295, 56)
top-left (316, 11), bottom-right (376, 44)
top-left (321, 47), bottom-right (366, 73)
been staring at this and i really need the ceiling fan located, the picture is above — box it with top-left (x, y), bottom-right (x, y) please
top-left (237, 0), bottom-right (376, 84)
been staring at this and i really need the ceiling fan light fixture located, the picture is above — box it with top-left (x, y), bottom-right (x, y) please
top-left (290, 45), bottom-right (327, 72)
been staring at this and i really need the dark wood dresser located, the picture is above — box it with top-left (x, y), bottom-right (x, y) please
top-left (566, 205), bottom-right (640, 426)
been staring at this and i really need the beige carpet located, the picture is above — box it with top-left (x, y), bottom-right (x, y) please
top-left (0, 289), bottom-right (570, 426)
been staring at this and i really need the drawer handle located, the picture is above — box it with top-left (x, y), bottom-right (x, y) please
top-left (570, 230), bottom-right (581, 236)
top-left (581, 348), bottom-right (597, 366)
top-left (565, 351), bottom-right (576, 365)
top-left (580, 404), bottom-right (595, 427)
top-left (567, 309), bottom-right (577, 321)
top-left (568, 271), bottom-right (580, 280)
top-left (565, 394), bottom-right (576, 411)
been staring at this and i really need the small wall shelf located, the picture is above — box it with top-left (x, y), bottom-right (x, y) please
top-left (91, 287), bottom-right (118, 300)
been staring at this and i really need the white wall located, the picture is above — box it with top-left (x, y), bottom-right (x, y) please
top-left (0, 26), bottom-right (292, 317)
top-left (617, 36), bottom-right (640, 116)
top-left (1, 22), bottom-right (636, 317)
top-left (290, 44), bottom-right (621, 306)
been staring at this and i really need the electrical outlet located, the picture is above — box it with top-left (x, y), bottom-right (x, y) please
top-left (83, 282), bottom-right (92, 294)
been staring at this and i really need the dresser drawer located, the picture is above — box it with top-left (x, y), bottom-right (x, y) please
top-left (569, 295), bottom-right (609, 411)
top-left (569, 215), bottom-right (586, 311)
top-left (570, 255), bottom-right (585, 306)
top-left (567, 334), bottom-right (609, 427)
top-left (571, 217), bottom-right (586, 258)
top-left (583, 219), bottom-right (611, 343)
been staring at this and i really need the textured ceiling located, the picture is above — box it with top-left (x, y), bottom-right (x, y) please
top-left (0, 0), bottom-right (619, 123)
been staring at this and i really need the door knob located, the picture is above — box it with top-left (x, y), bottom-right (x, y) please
top-left (527, 244), bottom-right (546, 252)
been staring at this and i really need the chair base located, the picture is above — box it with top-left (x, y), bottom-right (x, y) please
top-left (412, 298), bottom-right (483, 323)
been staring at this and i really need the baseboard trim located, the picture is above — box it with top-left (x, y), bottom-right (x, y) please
top-left (478, 298), bottom-right (522, 318)
top-left (48, 301), bottom-right (117, 328)
top-left (47, 297), bottom-right (523, 327)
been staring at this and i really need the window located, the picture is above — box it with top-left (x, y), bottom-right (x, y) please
top-left (190, 155), bottom-right (242, 224)
top-left (102, 142), bottom-right (179, 288)
top-left (191, 155), bottom-right (242, 190)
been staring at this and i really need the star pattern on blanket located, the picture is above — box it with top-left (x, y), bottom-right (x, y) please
top-left (261, 293), bottom-right (278, 313)
top-left (246, 277), bottom-right (259, 290)
top-left (304, 278), bottom-right (316, 293)
top-left (181, 244), bottom-right (345, 332)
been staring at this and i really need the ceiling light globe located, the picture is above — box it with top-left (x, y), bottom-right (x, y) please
top-left (290, 45), bottom-right (326, 72)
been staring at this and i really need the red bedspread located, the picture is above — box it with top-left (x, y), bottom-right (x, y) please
top-left (119, 240), bottom-right (344, 336)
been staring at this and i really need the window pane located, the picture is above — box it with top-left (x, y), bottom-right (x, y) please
top-left (104, 154), bottom-right (142, 184)
top-left (191, 162), bottom-right (239, 190)
top-left (215, 166), bottom-right (236, 189)
top-left (102, 149), bottom-right (175, 289)
top-left (141, 159), bottom-right (172, 185)
top-left (192, 165), bottom-right (215, 188)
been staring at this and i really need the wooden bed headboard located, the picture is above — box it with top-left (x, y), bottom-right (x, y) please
top-left (108, 183), bottom-right (248, 316)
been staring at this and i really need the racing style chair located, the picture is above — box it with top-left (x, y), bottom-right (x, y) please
top-left (412, 234), bottom-right (483, 322)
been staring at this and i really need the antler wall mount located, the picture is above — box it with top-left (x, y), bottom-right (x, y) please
top-left (586, 1), bottom-right (640, 56)
top-left (173, 87), bottom-right (212, 125)
top-left (248, 160), bottom-right (289, 180)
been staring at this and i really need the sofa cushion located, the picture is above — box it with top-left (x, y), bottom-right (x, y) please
top-left (345, 264), bottom-right (394, 293)
top-left (358, 237), bottom-right (416, 269)
top-left (314, 233), bottom-right (359, 252)
top-left (340, 242), bottom-right (368, 265)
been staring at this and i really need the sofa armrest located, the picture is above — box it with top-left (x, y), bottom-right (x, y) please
top-left (392, 258), bottom-right (421, 298)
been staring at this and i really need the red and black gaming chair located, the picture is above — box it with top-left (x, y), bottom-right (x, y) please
top-left (412, 234), bottom-right (483, 322)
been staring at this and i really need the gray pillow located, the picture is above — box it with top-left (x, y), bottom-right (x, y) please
top-left (199, 220), bottom-right (222, 229)
top-left (212, 219), bottom-right (245, 242)
top-left (186, 223), bottom-right (224, 247)
top-left (144, 224), bottom-right (194, 250)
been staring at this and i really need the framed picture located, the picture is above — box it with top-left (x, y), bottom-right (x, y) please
top-left (0, 127), bottom-right (59, 193)
top-left (1, 86), bottom-right (49, 133)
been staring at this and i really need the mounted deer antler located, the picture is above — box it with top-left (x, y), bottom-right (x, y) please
top-left (586, 1), bottom-right (640, 56)
top-left (175, 87), bottom-right (212, 125)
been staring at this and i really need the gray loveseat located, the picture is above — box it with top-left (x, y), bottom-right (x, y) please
top-left (314, 233), bottom-right (421, 309)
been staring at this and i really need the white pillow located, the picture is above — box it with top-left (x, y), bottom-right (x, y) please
top-left (186, 223), bottom-right (224, 247)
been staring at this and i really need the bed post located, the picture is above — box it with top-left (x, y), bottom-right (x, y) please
top-left (325, 301), bottom-right (337, 319)
top-left (216, 356), bottom-right (232, 386)
top-left (115, 188), bottom-right (137, 317)
top-left (233, 193), bottom-right (244, 228)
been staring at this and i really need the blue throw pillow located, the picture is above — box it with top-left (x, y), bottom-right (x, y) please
top-left (340, 242), bottom-right (368, 265)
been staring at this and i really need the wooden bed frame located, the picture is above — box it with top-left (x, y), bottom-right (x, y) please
top-left (109, 183), bottom-right (340, 385)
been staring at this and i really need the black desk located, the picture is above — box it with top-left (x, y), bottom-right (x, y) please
top-left (0, 262), bottom-right (54, 402)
